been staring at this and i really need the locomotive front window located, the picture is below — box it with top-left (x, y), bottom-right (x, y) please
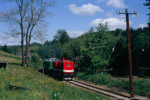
top-left (66, 64), bottom-right (71, 67)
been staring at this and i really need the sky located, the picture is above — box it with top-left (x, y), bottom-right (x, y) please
top-left (0, 0), bottom-right (149, 45)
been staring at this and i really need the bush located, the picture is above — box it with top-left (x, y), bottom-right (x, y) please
top-left (28, 54), bottom-right (42, 70)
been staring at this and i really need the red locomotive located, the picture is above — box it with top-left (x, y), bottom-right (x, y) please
top-left (43, 58), bottom-right (75, 80)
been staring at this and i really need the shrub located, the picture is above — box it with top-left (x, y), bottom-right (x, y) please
top-left (28, 54), bottom-right (42, 70)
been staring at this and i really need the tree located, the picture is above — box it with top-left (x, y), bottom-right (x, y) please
top-left (2, 45), bottom-right (9, 52)
top-left (79, 23), bottom-right (116, 73)
top-left (144, 0), bottom-right (150, 26)
top-left (32, 53), bottom-right (39, 63)
top-left (133, 33), bottom-right (150, 51)
top-left (54, 29), bottom-right (70, 44)
top-left (31, 53), bottom-right (42, 70)
top-left (38, 45), bottom-right (62, 59)
top-left (62, 38), bottom-right (81, 60)
top-left (0, 0), bottom-right (54, 66)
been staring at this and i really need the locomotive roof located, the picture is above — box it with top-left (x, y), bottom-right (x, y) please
top-left (44, 58), bottom-right (61, 62)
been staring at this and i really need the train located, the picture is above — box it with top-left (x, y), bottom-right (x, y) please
top-left (43, 58), bottom-right (75, 80)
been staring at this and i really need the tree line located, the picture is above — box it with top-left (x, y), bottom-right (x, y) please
top-left (1, 23), bottom-right (150, 76)
top-left (36, 23), bottom-right (150, 76)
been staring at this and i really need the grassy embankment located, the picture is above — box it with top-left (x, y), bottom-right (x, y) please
top-left (76, 72), bottom-right (150, 98)
top-left (0, 50), bottom-right (111, 100)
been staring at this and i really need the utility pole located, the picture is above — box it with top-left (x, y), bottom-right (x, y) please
top-left (117, 9), bottom-right (137, 99)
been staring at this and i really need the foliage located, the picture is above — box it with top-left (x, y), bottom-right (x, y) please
top-left (144, 0), bottom-right (150, 23)
top-left (29, 42), bottom-right (41, 47)
top-left (32, 54), bottom-right (40, 63)
top-left (2, 45), bottom-right (9, 52)
top-left (0, 45), bottom-right (20, 55)
top-left (61, 38), bottom-right (81, 60)
top-left (44, 40), bottom-right (53, 45)
top-left (28, 59), bottom-right (42, 70)
top-left (133, 33), bottom-right (150, 51)
top-left (38, 45), bottom-right (63, 59)
top-left (76, 24), bottom-right (116, 73)
top-left (28, 53), bottom-right (42, 70)
top-left (54, 29), bottom-right (70, 44)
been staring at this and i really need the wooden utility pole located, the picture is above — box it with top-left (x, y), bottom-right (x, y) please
top-left (117, 9), bottom-right (137, 99)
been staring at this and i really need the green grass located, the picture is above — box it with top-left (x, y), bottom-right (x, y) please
top-left (76, 72), bottom-right (150, 98)
top-left (0, 50), bottom-right (21, 65)
top-left (0, 50), bottom-right (111, 100)
top-left (144, 76), bottom-right (150, 79)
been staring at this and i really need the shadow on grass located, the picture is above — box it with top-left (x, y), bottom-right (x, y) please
top-left (38, 69), bottom-right (63, 81)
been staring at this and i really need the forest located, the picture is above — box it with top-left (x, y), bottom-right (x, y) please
top-left (1, 23), bottom-right (150, 77)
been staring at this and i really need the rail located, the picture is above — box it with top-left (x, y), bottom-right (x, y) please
top-left (64, 80), bottom-right (148, 100)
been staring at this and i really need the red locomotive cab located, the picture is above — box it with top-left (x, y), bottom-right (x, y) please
top-left (63, 61), bottom-right (74, 73)
top-left (55, 60), bottom-right (58, 68)
top-left (52, 58), bottom-right (75, 80)
top-left (62, 58), bottom-right (75, 80)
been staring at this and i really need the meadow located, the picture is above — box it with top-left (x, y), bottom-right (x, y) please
top-left (0, 50), bottom-right (111, 100)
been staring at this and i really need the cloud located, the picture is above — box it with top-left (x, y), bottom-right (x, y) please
top-left (69, 3), bottom-right (104, 16)
top-left (106, 0), bottom-right (127, 8)
top-left (89, 17), bottom-right (126, 30)
top-left (67, 30), bottom-right (86, 38)
top-left (137, 24), bottom-right (148, 29)
top-left (0, 41), bottom-right (3, 44)
top-left (0, 33), bottom-right (20, 46)
top-left (0, 33), bottom-right (44, 45)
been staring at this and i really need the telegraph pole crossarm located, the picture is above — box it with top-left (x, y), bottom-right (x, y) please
top-left (117, 9), bottom-right (137, 99)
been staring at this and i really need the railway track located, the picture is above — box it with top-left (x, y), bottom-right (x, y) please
top-left (64, 80), bottom-right (148, 100)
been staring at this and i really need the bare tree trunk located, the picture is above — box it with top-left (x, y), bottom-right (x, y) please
top-left (20, 0), bottom-right (25, 66)
top-left (21, 28), bottom-right (25, 66)
top-left (25, 39), bottom-right (29, 67)
top-left (25, 33), bottom-right (32, 66)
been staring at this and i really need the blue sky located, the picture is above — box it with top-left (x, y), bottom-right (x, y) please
top-left (0, 0), bottom-right (149, 45)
